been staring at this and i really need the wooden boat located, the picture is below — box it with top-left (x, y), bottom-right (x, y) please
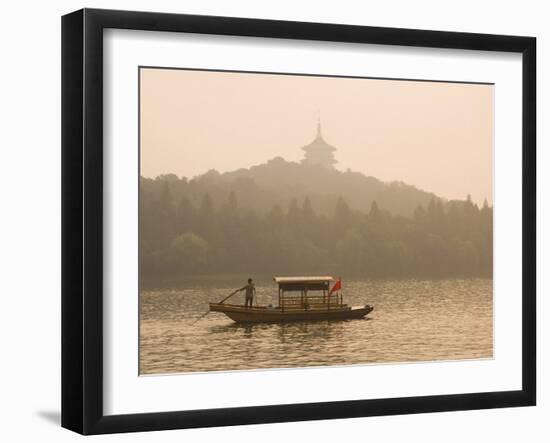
top-left (209, 276), bottom-right (373, 323)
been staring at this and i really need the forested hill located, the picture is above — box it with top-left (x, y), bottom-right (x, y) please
top-left (142, 156), bottom-right (438, 218)
top-left (140, 159), bottom-right (493, 285)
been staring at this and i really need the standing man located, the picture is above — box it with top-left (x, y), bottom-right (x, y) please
top-left (238, 278), bottom-right (256, 308)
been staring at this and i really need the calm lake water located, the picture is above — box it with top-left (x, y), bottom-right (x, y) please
top-left (139, 277), bottom-right (493, 374)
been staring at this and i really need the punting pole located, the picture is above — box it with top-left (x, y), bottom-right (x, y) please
top-left (192, 289), bottom-right (240, 325)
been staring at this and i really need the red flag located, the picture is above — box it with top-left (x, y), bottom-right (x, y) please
top-left (329, 278), bottom-right (342, 297)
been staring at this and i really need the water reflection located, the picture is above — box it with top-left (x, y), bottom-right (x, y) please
top-left (140, 278), bottom-right (493, 374)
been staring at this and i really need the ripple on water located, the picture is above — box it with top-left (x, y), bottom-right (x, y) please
top-left (139, 278), bottom-right (493, 374)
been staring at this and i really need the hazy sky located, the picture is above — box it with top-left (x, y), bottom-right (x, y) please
top-left (140, 68), bottom-right (493, 205)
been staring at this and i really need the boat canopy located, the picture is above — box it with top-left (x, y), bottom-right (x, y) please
top-left (274, 276), bottom-right (334, 284)
top-left (274, 276), bottom-right (334, 292)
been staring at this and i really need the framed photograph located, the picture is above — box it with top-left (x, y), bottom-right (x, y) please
top-left (61, 8), bottom-right (536, 435)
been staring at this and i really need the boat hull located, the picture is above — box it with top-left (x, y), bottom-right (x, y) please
top-left (209, 303), bottom-right (373, 323)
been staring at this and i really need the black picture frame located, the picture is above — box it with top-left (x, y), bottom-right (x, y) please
top-left (61, 8), bottom-right (536, 435)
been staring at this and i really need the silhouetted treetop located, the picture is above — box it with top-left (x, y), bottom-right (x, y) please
top-left (139, 162), bottom-right (492, 286)
top-left (153, 157), bottom-right (440, 218)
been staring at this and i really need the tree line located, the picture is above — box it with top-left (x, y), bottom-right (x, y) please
top-left (140, 176), bottom-right (492, 286)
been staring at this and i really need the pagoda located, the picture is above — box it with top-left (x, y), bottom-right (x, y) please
top-left (301, 119), bottom-right (337, 169)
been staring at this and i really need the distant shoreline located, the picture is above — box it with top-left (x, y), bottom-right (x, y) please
top-left (139, 274), bottom-right (493, 291)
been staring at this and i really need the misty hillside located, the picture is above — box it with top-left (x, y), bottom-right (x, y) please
top-left (139, 157), bottom-right (492, 284)
top-left (141, 157), bottom-right (439, 218)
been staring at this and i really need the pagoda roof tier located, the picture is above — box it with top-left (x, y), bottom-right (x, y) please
top-left (300, 119), bottom-right (338, 169)
top-left (301, 136), bottom-right (337, 153)
top-left (301, 119), bottom-right (337, 152)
